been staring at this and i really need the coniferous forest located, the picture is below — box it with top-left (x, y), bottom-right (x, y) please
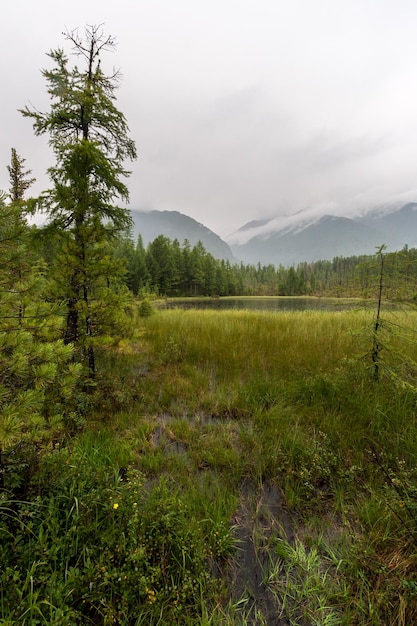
top-left (120, 233), bottom-right (417, 301)
top-left (2, 26), bottom-right (417, 625)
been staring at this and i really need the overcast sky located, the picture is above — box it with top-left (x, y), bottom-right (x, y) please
top-left (2, 0), bottom-right (417, 237)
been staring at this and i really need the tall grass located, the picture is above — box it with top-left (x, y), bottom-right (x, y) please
top-left (145, 308), bottom-right (365, 376)
top-left (3, 306), bottom-right (417, 623)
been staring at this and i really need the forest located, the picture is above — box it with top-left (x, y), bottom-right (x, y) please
top-left (2, 25), bottom-right (417, 625)
top-left (120, 232), bottom-right (417, 301)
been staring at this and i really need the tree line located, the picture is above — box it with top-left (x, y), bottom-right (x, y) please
top-left (118, 233), bottom-right (417, 301)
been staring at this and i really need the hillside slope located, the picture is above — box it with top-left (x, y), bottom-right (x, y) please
top-left (130, 209), bottom-right (236, 262)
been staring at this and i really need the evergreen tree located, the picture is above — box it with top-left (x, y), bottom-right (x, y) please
top-left (21, 25), bottom-right (137, 376)
top-left (0, 190), bottom-right (80, 488)
top-left (7, 148), bottom-right (36, 204)
top-left (189, 241), bottom-right (207, 296)
top-left (146, 235), bottom-right (178, 295)
top-left (202, 252), bottom-right (217, 296)
top-left (133, 234), bottom-right (150, 294)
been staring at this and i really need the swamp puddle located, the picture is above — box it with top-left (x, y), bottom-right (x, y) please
top-left (229, 479), bottom-right (294, 626)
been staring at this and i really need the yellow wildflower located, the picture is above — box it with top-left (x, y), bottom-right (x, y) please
top-left (146, 588), bottom-right (156, 604)
top-left (113, 503), bottom-right (119, 509)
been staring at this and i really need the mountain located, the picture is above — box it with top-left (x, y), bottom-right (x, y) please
top-left (228, 203), bottom-right (417, 266)
top-left (228, 215), bottom-right (380, 266)
top-left (359, 202), bottom-right (417, 248)
top-left (129, 203), bottom-right (417, 268)
top-left (130, 209), bottom-right (236, 262)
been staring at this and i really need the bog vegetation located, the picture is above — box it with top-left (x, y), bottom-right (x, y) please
top-left (2, 25), bottom-right (417, 626)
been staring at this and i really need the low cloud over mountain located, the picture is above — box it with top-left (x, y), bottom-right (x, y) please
top-left (131, 203), bottom-right (417, 267)
top-left (227, 203), bottom-right (417, 266)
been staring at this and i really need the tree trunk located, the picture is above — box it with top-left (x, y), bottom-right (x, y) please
top-left (64, 296), bottom-right (79, 344)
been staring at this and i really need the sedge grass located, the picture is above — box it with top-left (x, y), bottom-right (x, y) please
top-left (144, 308), bottom-right (368, 377)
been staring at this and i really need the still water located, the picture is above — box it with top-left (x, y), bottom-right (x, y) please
top-left (159, 297), bottom-right (369, 313)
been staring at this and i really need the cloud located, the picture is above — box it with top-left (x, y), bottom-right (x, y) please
top-left (2, 1), bottom-right (417, 238)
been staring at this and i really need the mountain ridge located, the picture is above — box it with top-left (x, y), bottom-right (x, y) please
top-left (130, 203), bottom-right (417, 267)
top-left (228, 202), bottom-right (417, 265)
top-left (130, 209), bottom-right (236, 262)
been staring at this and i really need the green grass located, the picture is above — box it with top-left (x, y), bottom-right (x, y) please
top-left (3, 306), bottom-right (417, 623)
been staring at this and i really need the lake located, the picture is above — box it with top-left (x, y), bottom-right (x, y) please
top-left (158, 296), bottom-right (374, 313)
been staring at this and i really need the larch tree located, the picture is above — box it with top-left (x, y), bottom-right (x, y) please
top-left (21, 25), bottom-right (137, 377)
top-left (7, 148), bottom-right (36, 204)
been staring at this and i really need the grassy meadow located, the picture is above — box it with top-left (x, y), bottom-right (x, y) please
top-left (2, 304), bottom-right (417, 624)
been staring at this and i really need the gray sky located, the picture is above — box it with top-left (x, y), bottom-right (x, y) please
top-left (2, 0), bottom-right (417, 237)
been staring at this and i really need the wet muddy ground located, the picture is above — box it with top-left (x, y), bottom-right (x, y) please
top-left (229, 479), bottom-right (295, 626)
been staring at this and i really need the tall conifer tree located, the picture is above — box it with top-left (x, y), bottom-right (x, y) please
top-left (21, 25), bottom-right (137, 376)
